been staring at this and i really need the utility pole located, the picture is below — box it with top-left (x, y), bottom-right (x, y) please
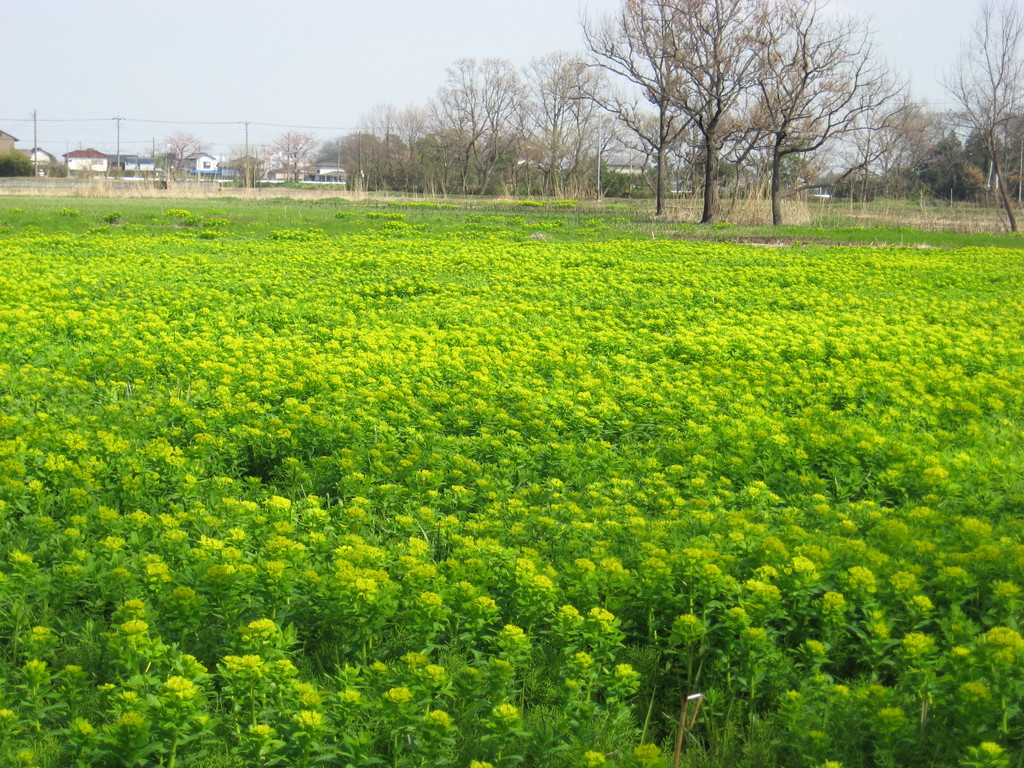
top-left (32, 109), bottom-right (38, 177)
top-left (244, 121), bottom-right (251, 187)
top-left (113, 115), bottom-right (124, 178)
top-left (358, 132), bottom-right (363, 192)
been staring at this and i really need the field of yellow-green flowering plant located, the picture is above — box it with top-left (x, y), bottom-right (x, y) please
top-left (0, 202), bottom-right (1022, 767)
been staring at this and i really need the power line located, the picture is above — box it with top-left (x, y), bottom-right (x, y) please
top-left (247, 121), bottom-right (359, 131)
top-left (120, 118), bottom-right (249, 126)
top-left (0, 117), bottom-right (113, 123)
top-left (1, 116), bottom-right (358, 131)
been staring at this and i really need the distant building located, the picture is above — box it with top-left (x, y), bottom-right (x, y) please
top-left (182, 153), bottom-right (220, 176)
top-left (64, 148), bottom-right (109, 174)
top-left (603, 150), bottom-right (646, 176)
top-left (21, 148), bottom-right (57, 172)
top-left (265, 165), bottom-right (348, 184)
top-left (23, 147), bottom-right (56, 164)
top-left (216, 158), bottom-right (249, 182)
top-left (110, 154), bottom-right (156, 175)
top-left (0, 130), bottom-right (18, 154)
top-left (305, 165), bottom-right (347, 184)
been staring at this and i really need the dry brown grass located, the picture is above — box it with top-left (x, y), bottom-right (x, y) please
top-left (728, 197), bottom-right (812, 226)
top-left (661, 195), bottom-right (812, 226)
top-left (832, 199), bottom-right (1008, 233)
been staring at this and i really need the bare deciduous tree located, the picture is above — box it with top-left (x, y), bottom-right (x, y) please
top-left (430, 62), bottom-right (483, 195)
top-left (840, 92), bottom-right (919, 203)
top-left (163, 132), bottom-right (209, 180)
top-left (525, 51), bottom-right (605, 197)
top-left (270, 131), bottom-right (319, 182)
top-left (753, 0), bottom-right (901, 224)
top-left (357, 104), bottom-right (406, 189)
top-left (432, 58), bottom-right (527, 195)
top-left (583, 0), bottom-right (691, 215)
top-left (316, 132), bottom-right (379, 190)
top-left (858, 100), bottom-right (934, 200)
top-left (228, 144), bottom-right (270, 188)
top-left (668, 0), bottom-right (761, 223)
top-left (394, 106), bottom-right (430, 191)
top-left (945, 0), bottom-right (1024, 231)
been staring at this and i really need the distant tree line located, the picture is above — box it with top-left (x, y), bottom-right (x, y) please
top-left (292, 0), bottom-right (1022, 228)
top-left (9, 0), bottom-right (1015, 228)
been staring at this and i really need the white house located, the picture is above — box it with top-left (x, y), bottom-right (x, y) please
top-left (182, 153), bottom-right (220, 176)
top-left (21, 148), bottom-right (57, 174)
top-left (23, 148), bottom-right (56, 164)
top-left (64, 148), bottom-right (109, 174)
top-left (304, 165), bottom-right (347, 184)
top-left (112, 155), bottom-right (156, 174)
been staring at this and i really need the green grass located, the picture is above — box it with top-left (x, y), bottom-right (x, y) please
top-left (3, 195), bottom-right (1022, 248)
top-left (666, 221), bottom-right (1024, 249)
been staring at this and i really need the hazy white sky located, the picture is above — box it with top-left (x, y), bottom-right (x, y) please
top-left (0, 0), bottom-right (991, 158)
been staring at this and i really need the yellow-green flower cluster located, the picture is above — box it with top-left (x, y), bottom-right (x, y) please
top-left (0, 212), bottom-right (1022, 768)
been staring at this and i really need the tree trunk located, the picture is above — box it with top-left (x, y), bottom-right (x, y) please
top-left (770, 145), bottom-right (784, 226)
top-left (700, 137), bottom-right (720, 224)
top-left (479, 162), bottom-right (495, 196)
top-left (654, 106), bottom-right (669, 217)
top-left (460, 146), bottom-right (473, 195)
top-left (656, 141), bottom-right (667, 216)
top-left (992, 153), bottom-right (1019, 232)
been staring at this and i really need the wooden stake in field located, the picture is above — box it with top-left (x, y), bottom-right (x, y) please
top-left (672, 692), bottom-right (703, 768)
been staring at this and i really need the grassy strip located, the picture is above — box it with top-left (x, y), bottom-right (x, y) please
top-left (2, 195), bottom-right (1023, 248)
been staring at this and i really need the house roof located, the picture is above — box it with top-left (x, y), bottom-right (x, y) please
top-left (64, 148), bottom-right (108, 159)
top-left (0, 130), bottom-right (18, 141)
